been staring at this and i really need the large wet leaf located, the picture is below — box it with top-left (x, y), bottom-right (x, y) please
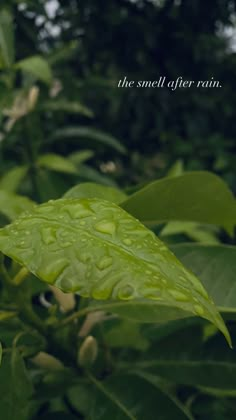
top-left (0, 198), bottom-right (230, 344)
top-left (121, 172), bottom-right (236, 233)
top-left (172, 244), bottom-right (236, 317)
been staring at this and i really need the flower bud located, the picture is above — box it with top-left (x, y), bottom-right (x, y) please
top-left (78, 335), bottom-right (98, 367)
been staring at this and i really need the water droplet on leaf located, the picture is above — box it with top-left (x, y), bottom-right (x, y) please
top-left (95, 221), bottom-right (116, 235)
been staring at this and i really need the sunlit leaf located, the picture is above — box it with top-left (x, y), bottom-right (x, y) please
top-left (37, 154), bottom-right (78, 175)
top-left (16, 55), bottom-right (52, 84)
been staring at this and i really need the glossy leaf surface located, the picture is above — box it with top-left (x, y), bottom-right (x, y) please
top-left (0, 198), bottom-right (230, 343)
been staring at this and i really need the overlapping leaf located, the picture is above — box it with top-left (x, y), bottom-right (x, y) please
top-left (122, 172), bottom-right (236, 233)
top-left (64, 182), bottom-right (127, 203)
top-left (172, 244), bottom-right (236, 317)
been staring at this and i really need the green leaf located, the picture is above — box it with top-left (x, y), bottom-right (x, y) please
top-left (37, 154), bottom-right (78, 175)
top-left (42, 99), bottom-right (93, 117)
top-left (15, 55), bottom-right (52, 84)
top-left (166, 159), bottom-right (184, 178)
top-left (0, 311), bottom-right (17, 322)
top-left (125, 327), bottom-right (236, 389)
top-left (172, 244), bottom-right (236, 317)
top-left (161, 221), bottom-right (220, 244)
top-left (0, 190), bottom-right (35, 221)
top-left (88, 300), bottom-right (190, 323)
top-left (0, 166), bottom-right (28, 193)
top-left (103, 319), bottom-right (149, 351)
top-left (51, 126), bottom-right (126, 154)
top-left (121, 172), bottom-right (236, 233)
top-left (89, 373), bottom-right (193, 419)
top-left (77, 164), bottom-right (117, 186)
top-left (0, 342), bottom-right (2, 366)
top-left (0, 198), bottom-right (230, 344)
top-left (0, 10), bottom-right (15, 68)
top-left (64, 182), bottom-right (127, 203)
top-left (68, 150), bottom-right (94, 165)
top-left (0, 349), bottom-right (33, 420)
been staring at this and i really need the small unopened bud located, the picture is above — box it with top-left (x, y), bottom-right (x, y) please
top-left (78, 335), bottom-right (98, 367)
top-left (28, 86), bottom-right (39, 111)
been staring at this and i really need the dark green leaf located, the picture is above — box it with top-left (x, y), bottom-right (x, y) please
top-left (51, 126), bottom-right (126, 154)
top-left (89, 373), bottom-right (193, 419)
top-left (0, 10), bottom-right (14, 68)
top-left (42, 99), bottom-right (93, 117)
top-left (126, 328), bottom-right (236, 389)
top-left (0, 349), bottom-right (33, 420)
top-left (172, 244), bottom-right (236, 317)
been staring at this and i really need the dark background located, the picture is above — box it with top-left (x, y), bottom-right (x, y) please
top-left (1, 0), bottom-right (236, 191)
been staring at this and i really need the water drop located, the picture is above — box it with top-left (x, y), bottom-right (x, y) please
top-left (41, 227), bottom-right (56, 245)
top-left (57, 277), bottom-right (74, 292)
top-left (194, 304), bottom-right (205, 316)
top-left (95, 221), bottom-right (116, 235)
top-left (67, 204), bottom-right (93, 219)
top-left (188, 273), bottom-right (209, 299)
top-left (96, 256), bottom-right (113, 270)
top-left (117, 285), bottom-right (134, 300)
top-left (169, 289), bottom-right (189, 302)
top-left (122, 238), bottom-right (132, 246)
top-left (80, 221), bottom-right (86, 226)
top-left (92, 287), bottom-right (111, 300)
top-left (61, 241), bottom-right (72, 248)
top-left (37, 258), bottom-right (69, 284)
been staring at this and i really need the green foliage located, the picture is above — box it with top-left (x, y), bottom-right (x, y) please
top-left (122, 171), bottom-right (236, 233)
top-left (0, 170), bottom-right (235, 419)
top-left (1, 2), bottom-right (236, 418)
